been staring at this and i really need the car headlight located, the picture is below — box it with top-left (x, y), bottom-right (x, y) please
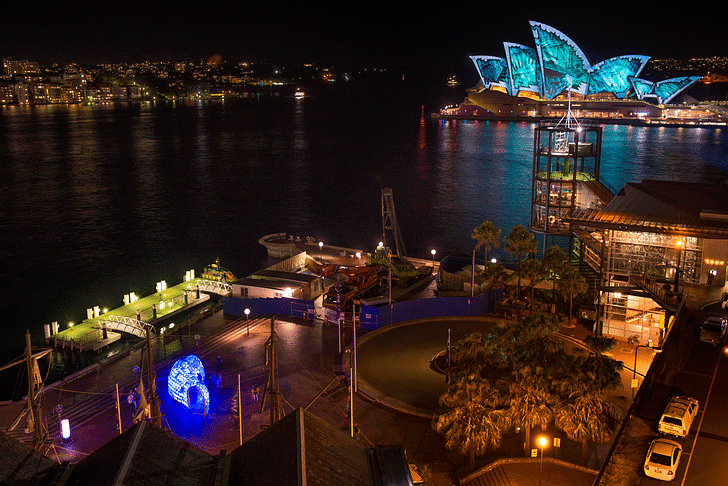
top-left (644, 464), bottom-right (650, 470)
top-left (668, 470), bottom-right (673, 475)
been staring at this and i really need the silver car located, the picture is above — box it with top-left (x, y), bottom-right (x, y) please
top-left (699, 316), bottom-right (727, 345)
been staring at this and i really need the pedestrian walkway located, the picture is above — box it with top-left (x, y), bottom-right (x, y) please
top-left (0, 302), bottom-right (668, 486)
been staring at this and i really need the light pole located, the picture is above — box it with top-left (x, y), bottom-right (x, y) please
top-left (538, 436), bottom-right (548, 486)
top-left (632, 344), bottom-right (662, 401)
top-left (245, 308), bottom-right (250, 335)
top-left (431, 249), bottom-right (436, 268)
top-left (673, 237), bottom-right (685, 296)
top-left (319, 241), bottom-right (324, 262)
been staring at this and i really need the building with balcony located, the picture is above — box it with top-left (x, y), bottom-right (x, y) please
top-left (564, 180), bottom-right (728, 343)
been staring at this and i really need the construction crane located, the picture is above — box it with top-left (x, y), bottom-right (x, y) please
top-left (381, 187), bottom-right (407, 257)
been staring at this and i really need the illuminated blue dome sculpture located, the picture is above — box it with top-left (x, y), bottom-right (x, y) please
top-left (168, 355), bottom-right (210, 415)
top-left (470, 21), bottom-right (699, 103)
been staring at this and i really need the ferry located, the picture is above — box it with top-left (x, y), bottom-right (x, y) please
top-left (294, 88), bottom-right (305, 99)
top-left (201, 259), bottom-right (237, 283)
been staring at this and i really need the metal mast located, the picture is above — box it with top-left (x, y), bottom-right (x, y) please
top-left (381, 188), bottom-right (407, 257)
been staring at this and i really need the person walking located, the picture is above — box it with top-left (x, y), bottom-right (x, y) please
top-left (251, 384), bottom-right (259, 402)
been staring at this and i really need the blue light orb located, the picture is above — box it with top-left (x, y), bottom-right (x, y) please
top-left (168, 355), bottom-right (210, 415)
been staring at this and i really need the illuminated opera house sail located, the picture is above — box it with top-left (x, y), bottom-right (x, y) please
top-left (466, 21), bottom-right (701, 117)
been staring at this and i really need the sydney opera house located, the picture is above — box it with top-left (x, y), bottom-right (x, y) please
top-left (458, 21), bottom-right (704, 120)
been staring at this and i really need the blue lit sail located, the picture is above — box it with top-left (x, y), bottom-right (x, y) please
top-left (589, 55), bottom-right (649, 98)
top-left (629, 76), bottom-right (701, 104)
top-left (470, 56), bottom-right (510, 93)
top-left (530, 21), bottom-right (591, 98)
top-left (469, 22), bottom-right (699, 104)
top-left (504, 43), bottom-right (542, 97)
top-left (168, 355), bottom-right (210, 415)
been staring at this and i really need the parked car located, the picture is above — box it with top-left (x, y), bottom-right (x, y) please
top-left (699, 316), bottom-right (727, 345)
top-left (658, 396), bottom-right (698, 437)
top-left (644, 438), bottom-right (682, 481)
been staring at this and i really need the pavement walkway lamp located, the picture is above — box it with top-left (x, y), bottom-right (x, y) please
top-left (245, 308), bottom-right (250, 335)
top-left (431, 249), bottom-right (436, 267)
top-left (632, 344), bottom-right (662, 401)
top-left (538, 436), bottom-right (548, 486)
top-left (319, 241), bottom-right (323, 262)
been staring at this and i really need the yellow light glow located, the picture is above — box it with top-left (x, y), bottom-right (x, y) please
top-left (538, 436), bottom-right (548, 447)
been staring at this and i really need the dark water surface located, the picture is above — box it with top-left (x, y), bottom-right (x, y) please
top-left (1, 79), bottom-right (727, 397)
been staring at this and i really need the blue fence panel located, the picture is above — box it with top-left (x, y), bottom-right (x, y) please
top-left (360, 305), bottom-right (380, 330)
top-left (224, 288), bottom-right (499, 329)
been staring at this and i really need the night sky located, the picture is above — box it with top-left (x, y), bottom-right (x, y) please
top-left (3, 1), bottom-right (726, 70)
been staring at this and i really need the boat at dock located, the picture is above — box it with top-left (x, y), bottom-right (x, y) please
top-left (201, 259), bottom-right (237, 283)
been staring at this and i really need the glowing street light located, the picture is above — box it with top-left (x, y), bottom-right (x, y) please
top-left (632, 344), bottom-right (662, 400)
top-left (538, 436), bottom-right (549, 486)
top-left (319, 241), bottom-right (324, 262)
top-left (431, 249), bottom-right (436, 267)
top-left (245, 308), bottom-right (250, 335)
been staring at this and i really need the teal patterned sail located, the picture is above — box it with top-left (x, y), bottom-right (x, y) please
top-left (504, 43), bottom-right (542, 97)
top-left (470, 56), bottom-right (510, 93)
top-left (468, 22), bottom-right (700, 103)
top-left (589, 55), bottom-right (649, 98)
top-left (530, 21), bottom-right (590, 98)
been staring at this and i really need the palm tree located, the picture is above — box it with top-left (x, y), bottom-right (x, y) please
top-left (507, 371), bottom-right (556, 456)
top-left (542, 245), bottom-right (570, 312)
top-left (557, 266), bottom-right (588, 327)
top-left (520, 258), bottom-right (546, 311)
top-left (482, 262), bottom-right (508, 295)
top-left (472, 221), bottom-right (501, 266)
top-left (554, 390), bottom-right (621, 466)
top-left (433, 374), bottom-right (509, 468)
top-left (504, 225), bottom-right (537, 301)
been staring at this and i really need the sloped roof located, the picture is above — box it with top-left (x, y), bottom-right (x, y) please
top-left (565, 180), bottom-right (728, 238)
top-left (64, 421), bottom-right (217, 486)
top-left (229, 408), bottom-right (372, 486)
top-left (0, 432), bottom-right (60, 486)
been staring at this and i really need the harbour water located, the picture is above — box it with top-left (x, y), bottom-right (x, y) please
top-left (1, 77), bottom-right (727, 398)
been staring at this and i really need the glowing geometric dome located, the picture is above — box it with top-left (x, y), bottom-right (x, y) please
top-left (168, 355), bottom-right (210, 415)
top-left (470, 21), bottom-right (696, 103)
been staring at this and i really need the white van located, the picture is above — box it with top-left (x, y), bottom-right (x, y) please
top-left (658, 396), bottom-right (698, 437)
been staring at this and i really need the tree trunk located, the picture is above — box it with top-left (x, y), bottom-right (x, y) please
top-left (524, 425), bottom-right (531, 457)
top-left (569, 294), bottom-right (573, 326)
top-left (581, 439), bottom-right (588, 466)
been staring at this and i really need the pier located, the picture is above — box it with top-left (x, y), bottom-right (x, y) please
top-left (50, 278), bottom-right (216, 352)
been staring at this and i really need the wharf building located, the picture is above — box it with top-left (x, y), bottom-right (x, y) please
top-left (457, 22), bottom-right (718, 122)
top-left (527, 116), bottom-right (728, 342)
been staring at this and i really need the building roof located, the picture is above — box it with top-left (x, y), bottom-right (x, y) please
top-left (565, 179), bottom-right (728, 237)
top-left (0, 432), bottom-right (60, 486)
top-left (64, 421), bottom-right (217, 486)
top-left (228, 408), bottom-right (412, 486)
top-left (470, 22), bottom-right (700, 102)
top-left (2, 409), bottom-right (411, 486)
top-left (252, 269), bottom-right (320, 283)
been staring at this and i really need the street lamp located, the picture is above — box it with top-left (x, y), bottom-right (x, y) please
top-left (673, 236), bottom-right (685, 295)
top-left (538, 436), bottom-right (548, 486)
top-left (431, 249), bottom-right (436, 268)
top-left (245, 308), bottom-right (250, 335)
top-left (319, 241), bottom-right (324, 262)
top-left (632, 344), bottom-right (663, 400)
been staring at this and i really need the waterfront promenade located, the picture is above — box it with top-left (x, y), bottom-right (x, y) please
top-left (7, 270), bottom-right (721, 485)
top-left (1, 292), bottom-right (651, 486)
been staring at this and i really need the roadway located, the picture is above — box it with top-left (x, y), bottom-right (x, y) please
top-left (627, 307), bottom-right (728, 485)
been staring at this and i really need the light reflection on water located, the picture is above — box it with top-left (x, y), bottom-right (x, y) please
top-left (0, 94), bottom-right (727, 389)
